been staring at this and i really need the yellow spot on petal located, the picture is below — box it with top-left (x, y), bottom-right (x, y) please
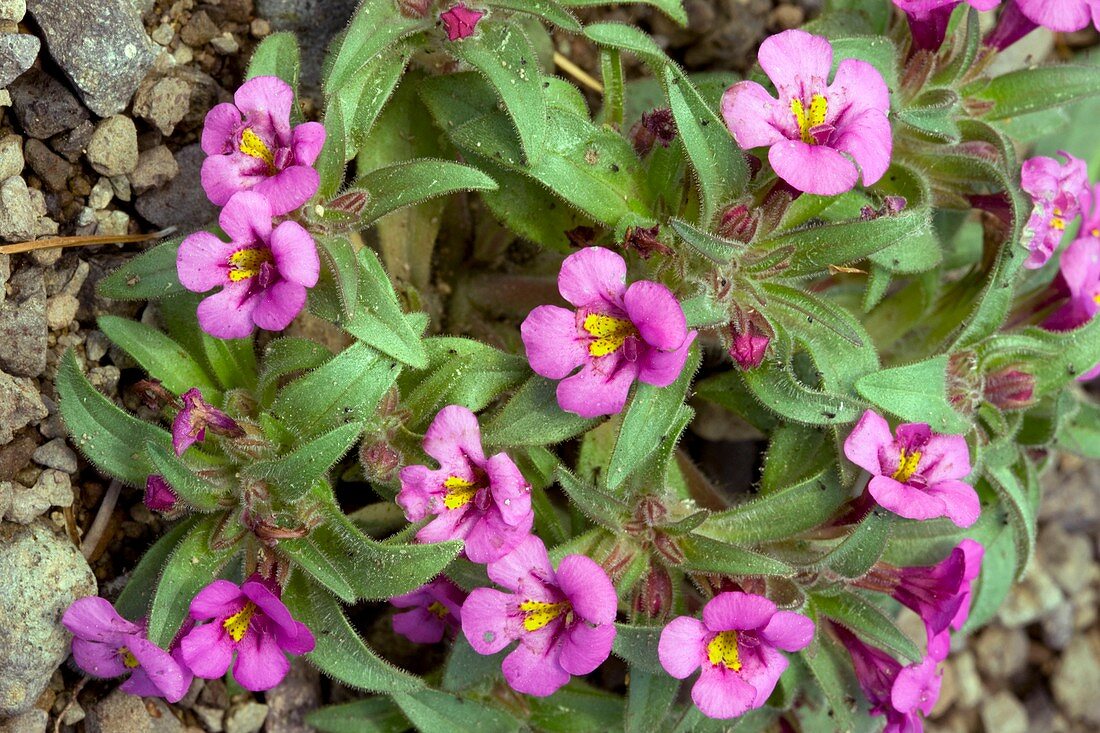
top-left (118, 646), bottom-right (140, 669)
top-left (706, 630), bottom-right (742, 671)
top-left (427, 601), bottom-right (450, 619)
top-left (443, 475), bottom-right (478, 510)
top-left (583, 313), bottom-right (636, 357)
top-left (227, 247), bottom-right (274, 282)
top-left (239, 127), bottom-right (276, 171)
top-left (223, 602), bottom-right (256, 643)
top-left (892, 448), bottom-right (922, 484)
top-left (791, 94), bottom-right (828, 145)
top-left (519, 600), bottom-right (571, 632)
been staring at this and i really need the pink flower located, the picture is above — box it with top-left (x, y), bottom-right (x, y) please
top-left (461, 535), bottom-right (618, 697)
top-left (177, 191), bottom-right (320, 339)
top-left (893, 1), bottom-right (1002, 50)
top-left (721, 29), bottom-right (891, 196)
top-left (843, 410), bottom-right (980, 528)
top-left (729, 310), bottom-right (771, 370)
top-left (658, 592), bottom-right (814, 720)
top-left (171, 388), bottom-right (242, 455)
top-left (62, 597), bottom-right (192, 703)
top-left (520, 247), bottom-right (696, 419)
top-left (928, 540), bottom-right (985, 658)
top-left (440, 2), bottom-right (485, 41)
top-left (390, 578), bottom-right (467, 644)
top-left (200, 76), bottom-right (325, 216)
top-left (179, 576), bottom-right (315, 692)
top-left (836, 625), bottom-right (942, 733)
top-left (397, 405), bottom-right (533, 564)
top-left (1045, 184), bottom-right (1100, 331)
top-left (144, 475), bottom-right (178, 512)
top-left (1020, 152), bottom-right (1089, 269)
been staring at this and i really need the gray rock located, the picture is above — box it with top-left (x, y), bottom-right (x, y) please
top-left (0, 372), bottom-right (46, 444)
top-left (997, 562), bottom-right (1065, 628)
top-left (132, 75), bottom-right (191, 136)
top-left (180, 9), bottom-right (219, 47)
top-left (26, 0), bottom-right (157, 116)
top-left (51, 120), bottom-right (94, 163)
top-left (0, 134), bottom-right (23, 182)
top-left (0, 33), bottom-right (38, 88)
top-left (0, 708), bottom-right (47, 733)
top-left (129, 144), bottom-right (178, 193)
top-left (6, 67), bottom-right (88, 139)
top-left (0, 520), bottom-right (96, 715)
top-left (5, 469), bottom-right (72, 524)
top-left (31, 438), bottom-right (76, 473)
top-left (85, 689), bottom-right (152, 733)
top-left (89, 177), bottom-right (113, 210)
top-left (264, 657), bottom-right (320, 733)
top-left (256, 0), bottom-right (357, 91)
top-left (979, 691), bottom-right (1028, 733)
top-left (0, 176), bottom-right (35, 243)
top-left (134, 144), bottom-right (217, 230)
top-left (87, 115), bottom-right (138, 177)
top-left (0, 0), bottom-right (25, 23)
top-left (0, 276), bottom-right (46, 378)
top-left (192, 705), bottom-right (225, 733)
top-left (45, 292), bottom-right (78, 330)
top-left (1052, 631), bottom-right (1100, 725)
top-left (23, 138), bottom-right (72, 192)
top-left (225, 702), bottom-right (268, 733)
top-left (974, 625), bottom-right (1029, 681)
top-left (1038, 524), bottom-right (1096, 596)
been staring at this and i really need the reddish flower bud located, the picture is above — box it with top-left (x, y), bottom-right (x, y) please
top-left (398, 0), bottom-right (433, 18)
top-left (441, 3), bottom-right (484, 41)
top-left (144, 475), bottom-right (178, 512)
top-left (984, 368), bottom-right (1035, 410)
top-left (632, 564), bottom-right (673, 620)
top-left (328, 190), bottom-right (369, 216)
top-left (946, 351), bottom-right (982, 415)
top-left (728, 309), bottom-right (771, 371)
top-left (716, 203), bottom-right (759, 243)
top-left (653, 532), bottom-right (685, 565)
top-left (360, 441), bottom-right (402, 483)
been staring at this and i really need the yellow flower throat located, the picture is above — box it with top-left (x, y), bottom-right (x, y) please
top-left (223, 602), bottom-right (257, 642)
top-left (442, 475), bottom-right (479, 509)
top-left (790, 94), bottom-right (828, 145)
top-left (228, 248), bottom-right (274, 282)
top-left (519, 600), bottom-right (571, 631)
top-left (583, 313), bottom-right (636, 357)
top-left (239, 128), bottom-right (276, 172)
top-left (892, 448), bottom-right (922, 483)
top-left (706, 630), bottom-right (742, 671)
top-left (118, 646), bottom-right (140, 669)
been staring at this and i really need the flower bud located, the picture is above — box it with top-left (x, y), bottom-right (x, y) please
top-left (984, 368), bottom-right (1035, 411)
top-left (440, 3), bottom-right (485, 41)
top-left (360, 441), bottom-right (402, 483)
top-left (144, 475), bottom-right (178, 512)
top-left (398, 0), bottom-right (433, 18)
top-left (624, 225), bottom-right (671, 260)
top-left (728, 309), bottom-right (772, 371)
top-left (632, 564), bottom-right (673, 620)
top-left (630, 108), bottom-right (677, 155)
top-left (716, 203), bottom-right (759, 243)
top-left (327, 190), bottom-right (369, 216)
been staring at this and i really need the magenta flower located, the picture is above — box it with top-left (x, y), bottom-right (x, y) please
top-left (729, 311), bottom-right (771, 371)
top-left (928, 540), bottom-right (985, 659)
top-left (390, 578), bottom-right (467, 644)
top-left (836, 625), bottom-right (942, 733)
top-left (144, 475), bottom-right (178, 512)
top-left (1020, 152), bottom-right (1089, 269)
top-left (441, 2), bottom-right (485, 40)
top-left (171, 388), bottom-right (242, 455)
top-left (461, 535), bottom-right (618, 697)
top-left (200, 75), bottom-right (325, 215)
top-left (179, 576), bottom-right (315, 692)
top-left (397, 405), bottom-right (533, 564)
top-left (843, 410), bottom-right (980, 528)
top-left (893, 1), bottom-right (1002, 50)
top-left (520, 247), bottom-right (696, 419)
top-left (62, 597), bottom-right (192, 703)
top-left (721, 29), bottom-right (891, 196)
top-left (1045, 185), bottom-right (1100, 331)
top-left (177, 191), bottom-right (320, 339)
top-left (658, 592), bottom-right (814, 720)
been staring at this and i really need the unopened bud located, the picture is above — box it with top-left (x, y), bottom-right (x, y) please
top-left (440, 2), bottom-right (485, 41)
top-left (624, 225), bottom-right (671, 260)
top-left (360, 441), bottom-right (401, 483)
top-left (984, 368), bottom-right (1035, 410)
top-left (631, 108), bottom-right (677, 155)
top-left (133, 379), bottom-right (174, 411)
top-left (144, 475), bottom-right (178, 512)
top-left (716, 203), bottom-right (759, 243)
top-left (946, 351), bottom-right (982, 415)
top-left (728, 309), bottom-right (772, 371)
top-left (398, 0), bottom-right (433, 18)
top-left (654, 532), bottom-right (685, 565)
top-left (328, 189), bottom-right (369, 216)
top-left (632, 565), bottom-right (673, 620)
top-left (860, 196), bottom-right (907, 221)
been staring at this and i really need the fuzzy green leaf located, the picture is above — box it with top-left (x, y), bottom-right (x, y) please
top-left (820, 511), bottom-right (891, 579)
top-left (393, 689), bottom-right (519, 733)
top-left (625, 669), bottom-right (679, 733)
top-left (246, 422), bottom-right (362, 503)
top-left (483, 376), bottom-right (599, 447)
top-left (316, 101), bottom-right (348, 199)
top-left (342, 247), bottom-right (428, 369)
top-left (812, 589), bottom-right (922, 662)
top-left (353, 159), bottom-right (498, 228)
top-left (699, 470), bottom-right (847, 545)
top-left (96, 238), bottom-right (186, 301)
top-left (115, 517), bottom-right (198, 621)
top-left (612, 623), bottom-right (664, 674)
top-left (325, 0), bottom-right (428, 95)
top-left (145, 442), bottom-right (226, 511)
top-left (257, 338), bottom-right (332, 404)
top-left (307, 698), bottom-right (410, 733)
top-left (555, 467), bottom-right (628, 529)
top-left (669, 218), bottom-right (741, 263)
top-left (678, 533), bottom-right (797, 577)
top-left (316, 235), bottom-right (359, 317)
top-left (970, 64), bottom-right (1100, 121)
top-left (855, 355), bottom-right (972, 434)
top-left (559, 0), bottom-right (686, 24)
top-left (97, 315), bottom-right (218, 397)
top-left (247, 32), bottom-right (301, 91)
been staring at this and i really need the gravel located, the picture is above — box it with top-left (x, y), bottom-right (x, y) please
top-left (0, 134), bottom-right (22, 181)
top-left (0, 273), bottom-right (46, 378)
top-left (86, 115), bottom-right (139, 177)
top-left (0, 33), bottom-right (39, 87)
top-left (6, 67), bottom-right (88, 140)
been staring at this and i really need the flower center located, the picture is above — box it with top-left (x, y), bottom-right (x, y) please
top-left (118, 646), bottom-right (140, 669)
top-left (519, 600), bottom-right (571, 632)
top-left (442, 475), bottom-right (480, 509)
top-left (583, 313), bottom-right (637, 357)
top-left (223, 601), bottom-right (257, 642)
top-left (790, 94), bottom-right (828, 145)
top-left (706, 630), bottom-right (742, 671)
top-left (427, 601), bottom-right (450, 619)
top-left (228, 248), bottom-right (275, 282)
top-left (1052, 207), bottom-right (1066, 231)
top-left (239, 127), bottom-right (276, 172)
top-left (892, 448), bottom-right (922, 483)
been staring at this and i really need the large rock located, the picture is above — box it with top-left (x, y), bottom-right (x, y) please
top-left (0, 33), bottom-right (39, 88)
top-left (0, 520), bottom-right (96, 716)
top-left (134, 143), bottom-right (217, 230)
top-left (0, 372), bottom-right (46, 444)
top-left (0, 274), bottom-right (47, 377)
top-left (7, 67), bottom-right (88, 140)
top-left (26, 0), bottom-right (157, 116)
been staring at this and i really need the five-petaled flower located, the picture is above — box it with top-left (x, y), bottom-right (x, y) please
top-left (179, 576), bottom-right (315, 692)
top-left (177, 191), bottom-right (320, 339)
top-left (658, 592), bottom-right (815, 720)
top-left (843, 410), bottom-right (980, 528)
top-left (171, 387), bottom-right (242, 455)
top-left (62, 597), bottom-right (192, 703)
top-left (440, 2), bottom-right (485, 41)
top-left (200, 76), bottom-right (325, 216)
top-left (390, 578), bottom-right (468, 644)
top-left (461, 535), bottom-right (618, 697)
top-left (893, 1), bottom-right (1002, 50)
top-left (521, 247), bottom-right (696, 419)
top-left (397, 405), bottom-right (534, 564)
top-left (721, 29), bottom-right (892, 196)
top-left (1020, 152), bottom-right (1089, 269)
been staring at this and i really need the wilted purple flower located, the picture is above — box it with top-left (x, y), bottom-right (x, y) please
top-left (179, 576), bottom-right (315, 692)
top-left (397, 405), bottom-right (533, 564)
top-left (893, 1), bottom-right (1002, 50)
top-left (1020, 152), bottom-right (1089, 269)
top-left (843, 410), bottom-right (980, 528)
top-left (177, 191), bottom-right (320, 339)
top-left (461, 535), bottom-right (617, 697)
top-left (171, 388), bottom-right (242, 455)
top-left (200, 76), bottom-right (325, 215)
top-left (390, 578), bottom-right (467, 644)
top-left (62, 597), bottom-right (192, 703)
top-left (721, 29), bottom-right (891, 196)
top-left (441, 3), bottom-right (485, 41)
top-left (520, 247), bottom-right (696, 419)
top-left (144, 475), bottom-right (178, 512)
top-left (658, 592), bottom-right (814, 719)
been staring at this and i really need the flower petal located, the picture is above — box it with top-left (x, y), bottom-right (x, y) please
top-left (636, 331), bottom-right (696, 388)
top-left (502, 641), bottom-right (570, 697)
top-left (760, 611), bottom-right (815, 652)
top-left (758, 29), bottom-right (833, 98)
top-left (658, 616), bottom-right (707, 679)
top-left (703, 592), bottom-right (777, 632)
top-left (461, 588), bottom-right (521, 654)
top-left (253, 165), bottom-right (320, 216)
top-left (71, 638), bottom-right (128, 678)
top-left (463, 510), bottom-right (533, 564)
top-left (179, 622), bottom-right (234, 679)
top-left (1017, 0), bottom-right (1093, 31)
top-left (177, 232), bottom-right (235, 293)
top-left (242, 580), bottom-right (297, 638)
top-left (769, 140), bottom-right (859, 196)
top-left (292, 121), bottom-right (327, 166)
top-left (827, 58), bottom-right (890, 124)
top-left (220, 191), bottom-right (272, 243)
top-left (740, 642), bottom-right (789, 709)
top-left (831, 108), bottom-right (892, 187)
top-left (277, 621), bottom-right (315, 656)
top-left (127, 637), bottom-right (190, 702)
top-left (485, 452), bottom-right (532, 527)
top-left (200, 154), bottom-right (266, 207)
top-left (233, 627), bottom-right (290, 691)
top-left (918, 433), bottom-right (972, 484)
top-left (623, 280), bottom-right (688, 351)
top-left (189, 580), bottom-right (246, 620)
top-left (486, 534), bottom-right (554, 592)
top-left (252, 279), bottom-right (307, 332)
top-left (557, 247), bottom-right (627, 309)
top-left (924, 479), bottom-right (981, 528)
top-left (62, 596), bottom-right (140, 641)
top-left (394, 607), bottom-right (447, 644)
top-left (721, 81), bottom-right (789, 149)
top-left (868, 475), bottom-right (950, 521)
top-left (201, 103), bottom-right (243, 156)
top-left (556, 554), bottom-right (617, 625)
top-left (423, 405), bottom-right (486, 468)
top-left (556, 358), bottom-right (638, 418)
top-left (691, 663), bottom-right (758, 719)
top-left (234, 76), bottom-right (295, 136)
top-left (521, 305), bottom-right (587, 380)
top-left (844, 410), bottom-right (894, 475)
top-left (269, 221), bottom-right (320, 288)
top-left (559, 621), bottom-right (615, 676)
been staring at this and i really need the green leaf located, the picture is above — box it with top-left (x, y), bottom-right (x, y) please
top-left (820, 511), bottom-right (891, 579)
top-left (343, 247), bottom-right (428, 369)
top-left (97, 315), bottom-right (218, 397)
top-left (246, 422), bottom-right (362, 503)
top-left (57, 350), bottom-right (171, 485)
top-left (970, 64), bottom-right (1100, 120)
top-left (612, 622), bottom-right (664, 674)
top-left (677, 533), bottom-right (797, 577)
top-left (855, 355), bottom-right (972, 434)
top-left (353, 159), bottom-right (498, 228)
top-left (247, 32), bottom-right (301, 90)
top-left (96, 238), bottom-right (186, 301)
top-left (760, 424), bottom-right (831, 495)
top-left (961, 522), bottom-right (1016, 632)
top-left (115, 517), bottom-right (198, 621)
top-left (257, 338), bottom-right (332, 404)
top-left (527, 682), bottom-right (625, 733)
top-left (555, 467), bottom-right (628, 529)
top-left (393, 689), bottom-right (519, 733)
top-left (316, 100), bottom-right (348, 199)
top-left (742, 366), bottom-right (867, 426)
top-left (316, 235), bottom-right (359, 317)
top-left (283, 572), bottom-right (424, 692)
top-left (559, 0), bottom-right (687, 25)
top-left (982, 463), bottom-right (1037, 578)
top-left (486, 0), bottom-right (582, 30)
top-left (325, 0), bottom-right (428, 95)
top-left (1060, 397), bottom-right (1100, 459)
top-left (147, 515), bottom-right (239, 647)
top-left (145, 442), bottom-right (225, 511)
top-left (403, 337), bottom-right (530, 421)
top-left (812, 589), bottom-right (922, 662)
top-left (798, 633), bottom-right (858, 733)
top-left (829, 35), bottom-right (898, 91)
top-left (331, 43), bottom-right (414, 161)
top-left (201, 335), bottom-right (257, 393)
top-left (483, 376), bottom-right (598, 447)
top-left (669, 218), bottom-right (741, 263)
top-left (699, 471), bottom-right (847, 545)
top-left (307, 698), bottom-right (410, 733)
top-left (625, 669), bottom-right (679, 733)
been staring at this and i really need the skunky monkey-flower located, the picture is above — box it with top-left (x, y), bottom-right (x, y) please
top-left (892, 1), bottom-right (1002, 51)
top-left (397, 405), bottom-right (534, 564)
top-left (1045, 183), bottom-right (1100, 332)
top-left (461, 535), bottom-right (617, 697)
top-left (843, 410), bottom-right (980, 528)
top-left (440, 2), bottom-right (485, 41)
top-left (63, 597), bottom-right (192, 703)
top-left (658, 592), bottom-right (815, 719)
top-left (171, 387), bottom-right (242, 455)
top-left (988, 0), bottom-right (1100, 49)
top-left (521, 247), bottom-right (696, 419)
top-left (179, 576), bottom-right (315, 692)
top-left (390, 577), bottom-right (467, 644)
top-left (721, 29), bottom-right (891, 196)
top-left (200, 75), bottom-right (325, 215)
top-left (177, 190), bottom-right (320, 339)
top-left (1020, 152), bottom-right (1089, 269)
